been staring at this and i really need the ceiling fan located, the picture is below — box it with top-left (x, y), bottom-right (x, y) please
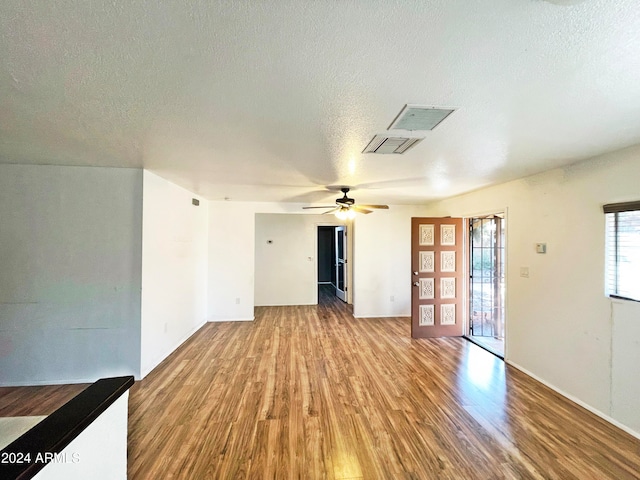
top-left (302, 187), bottom-right (389, 219)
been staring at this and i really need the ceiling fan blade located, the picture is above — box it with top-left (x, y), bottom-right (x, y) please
top-left (303, 206), bottom-right (336, 209)
top-left (322, 207), bottom-right (340, 215)
top-left (351, 206), bottom-right (373, 214)
top-left (356, 204), bottom-right (389, 209)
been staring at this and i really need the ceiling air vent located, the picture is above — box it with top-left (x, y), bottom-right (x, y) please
top-left (362, 135), bottom-right (423, 154)
top-left (388, 104), bottom-right (456, 131)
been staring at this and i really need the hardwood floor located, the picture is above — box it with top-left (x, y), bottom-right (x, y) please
top-left (127, 292), bottom-right (640, 479)
top-left (0, 383), bottom-right (87, 417)
top-left (2, 290), bottom-right (639, 479)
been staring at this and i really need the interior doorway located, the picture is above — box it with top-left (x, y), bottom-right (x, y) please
top-left (317, 226), bottom-right (336, 288)
top-left (317, 225), bottom-right (348, 304)
top-left (335, 226), bottom-right (347, 302)
top-left (467, 214), bottom-right (506, 357)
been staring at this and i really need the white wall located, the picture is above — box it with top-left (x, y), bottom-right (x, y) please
top-left (0, 165), bottom-right (142, 385)
top-left (611, 299), bottom-right (640, 433)
top-left (207, 200), bottom-right (424, 320)
top-left (208, 202), bottom-right (259, 321)
top-left (140, 171), bottom-right (208, 377)
top-left (352, 205), bottom-right (428, 318)
top-left (423, 144), bottom-right (640, 435)
top-left (255, 214), bottom-right (340, 306)
top-left (207, 202), bottom-right (321, 321)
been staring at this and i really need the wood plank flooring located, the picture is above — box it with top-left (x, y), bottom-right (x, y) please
top-left (127, 290), bottom-right (640, 479)
top-left (1, 287), bottom-right (639, 479)
top-left (0, 383), bottom-right (87, 417)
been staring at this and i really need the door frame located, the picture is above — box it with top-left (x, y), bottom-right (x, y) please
top-left (463, 207), bottom-right (509, 359)
top-left (335, 226), bottom-right (347, 302)
top-left (314, 221), bottom-right (352, 305)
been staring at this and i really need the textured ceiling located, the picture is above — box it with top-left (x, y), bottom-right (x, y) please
top-left (1, 0), bottom-right (640, 204)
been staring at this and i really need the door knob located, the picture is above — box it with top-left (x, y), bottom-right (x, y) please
top-left (413, 282), bottom-right (419, 286)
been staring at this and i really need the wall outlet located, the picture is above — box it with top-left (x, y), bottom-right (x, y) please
top-left (520, 267), bottom-right (530, 278)
top-left (235, 297), bottom-right (240, 304)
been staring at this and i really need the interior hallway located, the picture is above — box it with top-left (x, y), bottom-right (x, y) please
top-left (318, 283), bottom-right (342, 306)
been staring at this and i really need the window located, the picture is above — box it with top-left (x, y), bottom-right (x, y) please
top-left (604, 201), bottom-right (640, 302)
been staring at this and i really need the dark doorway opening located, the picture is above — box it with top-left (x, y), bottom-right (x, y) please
top-left (317, 225), bottom-right (347, 305)
top-left (317, 226), bottom-right (336, 287)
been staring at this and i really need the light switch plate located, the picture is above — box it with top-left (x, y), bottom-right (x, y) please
top-left (520, 267), bottom-right (530, 278)
top-left (536, 243), bottom-right (547, 254)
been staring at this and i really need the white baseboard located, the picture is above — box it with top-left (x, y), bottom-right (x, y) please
top-left (353, 314), bottom-right (411, 319)
top-left (255, 303), bottom-right (317, 307)
top-left (140, 321), bottom-right (207, 379)
top-left (506, 360), bottom-right (640, 440)
top-left (0, 378), bottom-right (96, 387)
top-left (207, 317), bottom-right (255, 322)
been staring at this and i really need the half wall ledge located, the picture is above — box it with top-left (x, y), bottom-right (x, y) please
top-left (0, 375), bottom-right (134, 480)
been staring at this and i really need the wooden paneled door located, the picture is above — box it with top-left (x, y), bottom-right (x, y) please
top-left (411, 217), bottom-right (464, 338)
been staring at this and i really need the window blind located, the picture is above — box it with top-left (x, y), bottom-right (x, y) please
top-left (604, 202), bottom-right (640, 302)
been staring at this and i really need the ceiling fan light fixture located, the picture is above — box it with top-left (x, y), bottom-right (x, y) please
top-left (335, 207), bottom-right (355, 220)
top-left (303, 187), bottom-right (388, 217)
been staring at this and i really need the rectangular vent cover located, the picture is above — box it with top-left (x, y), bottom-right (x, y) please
top-left (388, 104), bottom-right (455, 131)
top-left (362, 135), bottom-right (423, 154)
